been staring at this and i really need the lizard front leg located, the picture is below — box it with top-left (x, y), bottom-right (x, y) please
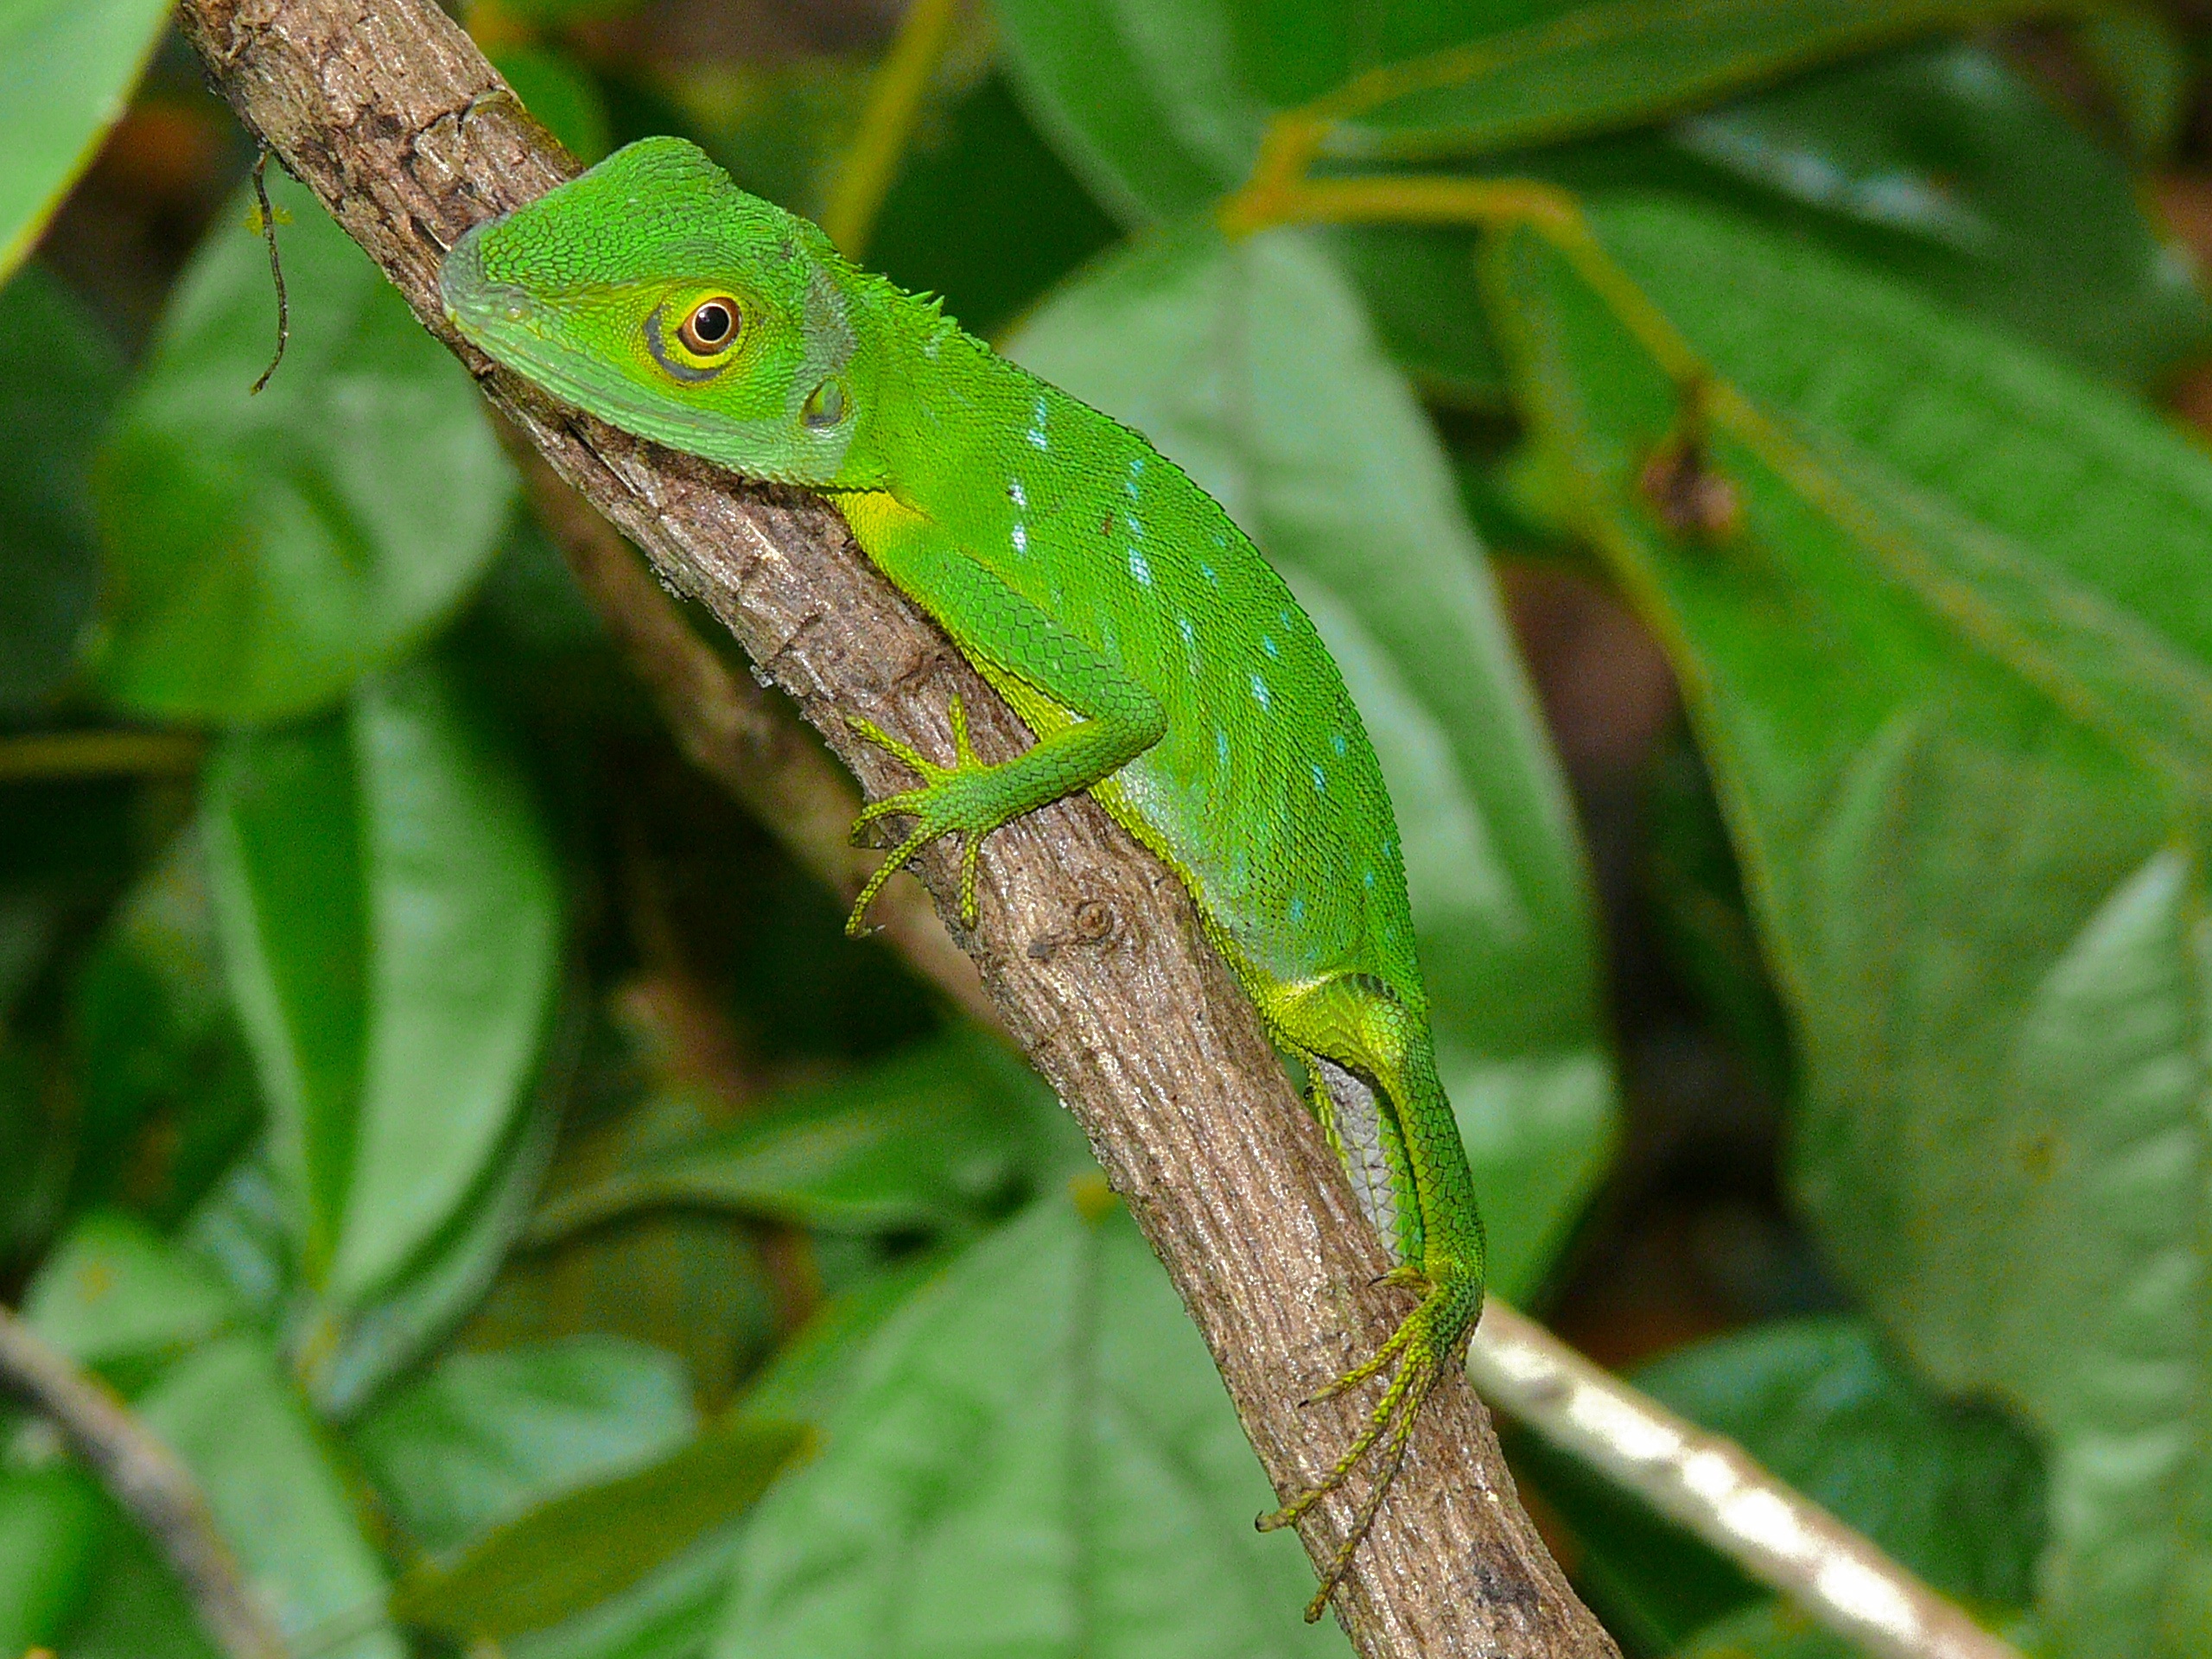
top-left (833, 492), bottom-right (1166, 934)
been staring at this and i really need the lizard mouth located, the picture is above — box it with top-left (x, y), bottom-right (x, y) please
top-left (437, 220), bottom-right (537, 341)
top-left (435, 225), bottom-right (677, 433)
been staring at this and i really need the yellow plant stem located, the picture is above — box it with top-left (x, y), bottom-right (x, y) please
top-left (1221, 167), bottom-right (1703, 384)
top-left (822, 0), bottom-right (965, 260)
top-left (463, 0), bottom-right (535, 55)
top-left (0, 730), bottom-right (206, 783)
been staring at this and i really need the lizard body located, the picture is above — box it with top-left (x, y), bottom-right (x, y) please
top-left (441, 136), bottom-right (1485, 1618)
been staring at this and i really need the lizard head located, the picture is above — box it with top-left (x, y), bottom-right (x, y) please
top-left (441, 136), bottom-right (881, 486)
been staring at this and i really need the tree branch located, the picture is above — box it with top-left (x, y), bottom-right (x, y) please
top-left (1471, 1304), bottom-right (2025, 1659)
top-left (0, 1305), bottom-right (288, 1659)
top-left (170, 2), bottom-right (1611, 1651)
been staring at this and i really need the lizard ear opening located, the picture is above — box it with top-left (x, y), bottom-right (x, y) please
top-left (802, 377), bottom-right (848, 429)
top-left (677, 296), bottom-right (742, 355)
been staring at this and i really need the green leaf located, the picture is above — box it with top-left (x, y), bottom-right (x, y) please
top-left (493, 0), bottom-right (647, 22)
top-left (993, 0), bottom-right (2044, 225)
top-left (54, 1503), bottom-right (219, 1659)
top-left (1324, 223), bottom-right (1504, 407)
top-left (0, 1464), bottom-right (105, 1650)
top-left (1006, 221), bottom-right (1611, 1294)
top-left (0, 0), bottom-right (175, 282)
top-left (868, 71), bottom-right (1121, 343)
top-left (712, 1191), bottom-right (1349, 1658)
top-left (1487, 194), bottom-right (2212, 1658)
top-left (308, 1087), bottom-right (563, 1418)
top-left (1578, 205), bottom-right (2212, 704)
top-left (1675, 1600), bottom-right (1861, 1659)
top-left (531, 1027), bottom-right (1055, 1239)
top-left (23, 1209), bottom-right (240, 1372)
top-left (1326, 0), bottom-right (2056, 162)
top-left (0, 266), bottom-right (121, 709)
top-left (491, 45), bottom-right (613, 165)
top-left (465, 1206), bottom-right (779, 1420)
top-left (1652, 40), bottom-right (2209, 385)
top-left (504, 1529), bottom-right (740, 1659)
top-left (94, 168), bottom-right (512, 721)
top-left (70, 825), bottom-right (262, 1225)
top-left (2075, 7), bottom-right (2189, 162)
top-left (137, 1332), bottom-right (404, 1658)
top-left (989, 0), bottom-right (1485, 223)
top-left (352, 1336), bottom-right (696, 1553)
top-left (1642, 734), bottom-right (1792, 1099)
top-left (391, 1414), bottom-right (810, 1642)
top-left (488, 1262), bottom-right (950, 1659)
top-left (206, 655), bottom-right (560, 1305)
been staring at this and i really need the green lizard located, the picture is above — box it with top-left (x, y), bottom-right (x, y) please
top-left (441, 135), bottom-right (1485, 1620)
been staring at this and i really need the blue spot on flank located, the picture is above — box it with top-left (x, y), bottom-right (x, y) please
top-left (1310, 763), bottom-right (1327, 793)
top-left (1028, 427), bottom-right (1049, 451)
top-left (1126, 456), bottom-right (1143, 499)
top-left (1128, 548), bottom-right (1153, 587)
top-left (1249, 673), bottom-right (1270, 710)
top-left (1198, 563), bottom-right (1218, 588)
top-left (1216, 729), bottom-right (1230, 766)
top-left (1027, 396), bottom-right (1050, 449)
top-left (1363, 868), bottom-right (1377, 889)
top-left (1261, 634), bottom-right (1279, 660)
top-left (1178, 616), bottom-right (1195, 644)
top-left (1288, 895), bottom-right (1306, 925)
top-left (1126, 515), bottom-right (1143, 539)
top-left (1011, 524), bottom-right (1028, 555)
top-left (1330, 733), bottom-right (1348, 757)
top-left (1009, 479), bottom-right (1027, 508)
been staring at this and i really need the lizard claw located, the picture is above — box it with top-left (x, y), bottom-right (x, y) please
top-left (1259, 1264), bottom-right (1482, 1623)
top-left (840, 696), bottom-right (1007, 937)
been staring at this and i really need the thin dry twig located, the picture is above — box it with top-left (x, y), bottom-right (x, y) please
top-left (0, 1305), bottom-right (288, 1659)
top-left (1471, 1303), bottom-right (2025, 1659)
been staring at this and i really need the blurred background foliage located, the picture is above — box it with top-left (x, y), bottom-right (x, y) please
top-left (4, 0), bottom-right (2212, 1655)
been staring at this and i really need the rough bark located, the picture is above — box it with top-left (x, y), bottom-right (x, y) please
top-left (172, 2), bottom-right (1622, 1651)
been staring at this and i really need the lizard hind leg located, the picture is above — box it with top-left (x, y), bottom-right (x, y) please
top-left (1255, 984), bottom-right (1488, 1621)
top-left (1255, 1281), bottom-right (1469, 1622)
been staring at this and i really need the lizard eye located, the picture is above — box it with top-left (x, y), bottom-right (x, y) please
top-left (677, 296), bottom-right (741, 355)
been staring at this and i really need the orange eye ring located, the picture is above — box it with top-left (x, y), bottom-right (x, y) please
top-left (677, 296), bottom-right (741, 355)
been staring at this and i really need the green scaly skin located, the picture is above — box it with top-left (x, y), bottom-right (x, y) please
top-left (441, 137), bottom-right (1486, 1620)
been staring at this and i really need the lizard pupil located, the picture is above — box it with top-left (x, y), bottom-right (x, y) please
top-left (678, 298), bottom-right (740, 353)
